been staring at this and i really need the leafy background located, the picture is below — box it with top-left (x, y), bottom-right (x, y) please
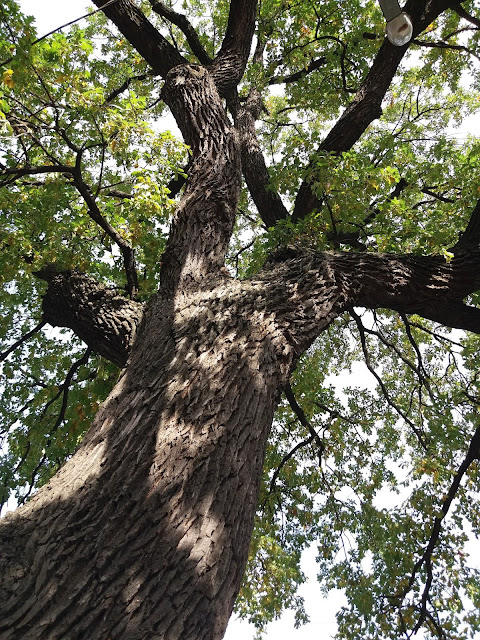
top-left (1, 1), bottom-right (480, 638)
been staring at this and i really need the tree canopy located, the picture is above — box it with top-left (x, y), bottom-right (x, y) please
top-left (2, 0), bottom-right (480, 638)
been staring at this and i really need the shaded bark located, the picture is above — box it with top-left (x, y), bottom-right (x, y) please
top-left (236, 89), bottom-right (289, 228)
top-left (1, 2), bottom-right (480, 639)
top-left (6, 238), bottom-right (480, 640)
top-left (35, 267), bottom-right (143, 368)
top-left (0, 277), bottom-right (297, 640)
top-left (210, 0), bottom-right (258, 94)
top-left (3, 239), bottom-right (480, 640)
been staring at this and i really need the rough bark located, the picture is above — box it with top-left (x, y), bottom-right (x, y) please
top-left (209, 0), bottom-right (258, 94)
top-left (5, 225), bottom-right (480, 640)
top-left (35, 267), bottom-right (143, 368)
top-left (159, 64), bottom-right (241, 293)
top-left (0, 59), bottom-right (248, 640)
top-left (0, 275), bottom-right (298, 640)
top-left (1, 2), bottom-right (479, 639)
top-left (236, 89), bottom-right (289, 228)
top-left (3, 249), bottom-right (480, 640)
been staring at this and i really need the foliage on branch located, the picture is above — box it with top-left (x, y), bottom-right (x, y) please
top-left (2, 0), bottom-right (480, 638)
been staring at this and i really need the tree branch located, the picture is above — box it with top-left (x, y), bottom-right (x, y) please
top-left (34, 267), bottom-right (143, 367)
top-left (452, 4), bottom-right (480, 28)
top-left (268, 56), bottom-right (327, 85)
top-left (0, 321), bottom-right (46, 364)
top-left (292, 0), bottom-right (463, 220)
top-left (91, 0), bottom-right (186, 77)
top-left (390, 421), bottom-right (480, 633)
top-left (0, 0), bottom-right (121, 67)
top-left (322, 177), bottom-right (408, 250)
top-left (148, 0), bottom-right (212, 65)
top-left (236, 88), bottom-right (289, 227)
top-left (72, 157), bottom-right (139, 298)
top-left (350, 309), bottom-right (429, 449)
top-left (210, 0), bottom-right (258, 94)
top-left (258, 247), bottom-right (480, 364)
top-left (18, 348), bottom-right (93, 505)
top-left (104, 71), bottom-right (156, 104)
top-left (0, 164), bottom-right (74, 187)
top-left (159, 66), bottom-right (242, 293)
top-left (284, 382), bottom-right (325, 459)
top-left (451, 197), bottom-right (480, 254)
top-left (412, 38), bottom-right (480, 62)
top-left (269, 383), bottom-right (324, 493)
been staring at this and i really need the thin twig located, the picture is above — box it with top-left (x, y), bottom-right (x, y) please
top-left (349, 309), bottom-right (429, 451)
top-left (0, 321), bottom-right (46, 364)
top-left (268, 383), bottom-right (325, 493)
top-left (0, 0), bottom-right (122, 67)
top-left (18, 347), bottom-right (92, 504)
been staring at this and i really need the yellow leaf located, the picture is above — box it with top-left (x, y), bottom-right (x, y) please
top-left (2, 69), bottom-right (14, 88)
top-left (442, 248), bottom-right (454, 264)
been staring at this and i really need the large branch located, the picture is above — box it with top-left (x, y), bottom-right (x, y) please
top-left (35, 267), bottom-right (143, 368)
top-left (210, 0), bottom-right (258, 94)
top-left (91, 0), bottom-right (186, 77)
top-left (451, 197), bottom-right (480, 254)
top-left (257, 247), bottom-right (480, 356)
top-left (292, 0), bottom-right (463, 221)
top-left (236, 89), bottom-right (289, 227)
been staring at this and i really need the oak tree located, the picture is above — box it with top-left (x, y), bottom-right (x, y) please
top-left (1, 0), bottom-right (480, 638)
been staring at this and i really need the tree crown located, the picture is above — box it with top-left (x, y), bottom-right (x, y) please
top-left (2, 0), bottom-right (480, 637)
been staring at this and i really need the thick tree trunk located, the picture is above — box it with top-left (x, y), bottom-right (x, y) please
top-left (2, 1), bottom-right (480, 633)
top-left (0, 53), bottom-right (298, 637)
top-left (0, 279), bottom-right (293, 640)
top-left (3, 243), bottom-right (480, 639)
